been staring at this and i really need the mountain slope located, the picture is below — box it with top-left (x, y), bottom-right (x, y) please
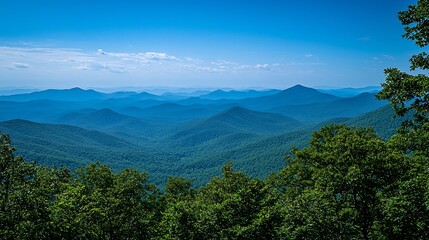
top-left (161, 106), bottom-right (304, 163)
top-left (174, 128), bottom-right (312, 186)
top-left (0, 100), bottom-right (83, 122)
top-left (207, 106), bottom-right (303, 134)
top-left (0, 119), bottom-right (134, 167)
top-left (121, 103), bottom-right (231, 121)
top-left (270, 93), bottom-right (387, 122)
top-left (240, 85), bottom-right (340, 110)
top-left (0, 119), bottom-right (181, 185)
top-left (343, 104), bottom-right (410, 139)
top-left (58, 108), bottom-right (147, 127)
top-left (56, 108), bottom-right (166, 139)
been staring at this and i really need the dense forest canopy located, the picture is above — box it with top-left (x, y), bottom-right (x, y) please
top-left (1, 0), bottom-right (429, 239)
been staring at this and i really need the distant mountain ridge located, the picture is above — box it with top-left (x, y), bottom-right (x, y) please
top-left (239, 84), bottom-right (340, 110)
top-left (270, 92), bottom-right (387, 122)
top-left (0, 88), bottom-right (40, 96)
top-left (0, 87), bottom-right (105, 102)
top-left (0, 87), bottom-right (167, 102)
top-left (318, 86), bottom-right (381, 97)
top-left (198, 89), bottom-right (281, 100)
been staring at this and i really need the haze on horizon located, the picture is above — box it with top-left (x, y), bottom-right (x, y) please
top-left (0, 0), bottom-right (419, 90)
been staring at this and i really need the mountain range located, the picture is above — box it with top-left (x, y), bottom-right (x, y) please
top-left (0, 85), bottom-right (403, 186)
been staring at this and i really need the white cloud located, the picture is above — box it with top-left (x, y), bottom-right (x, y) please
top-left (96, 49), bottom-right (178, 63)
top-left (255, 63), bottom-right (270, 70)
top-left (5, 61), bottom-right (31, 70)
top-left (183, 64), bottom-right (226, 73)
top-left (304, 54), bottom-right (314, 58)
top-left (143, 52), bottom-right (177, 60)
top-left (0, 46), bottom-right (182, 74)
top-left (206, 60), bottom-right (255, 73)
top-left (0, 44), bottom-right (288, 81)
top-left (77, 62), bottom-right (126, 73)
top-left (97, 49), bottom-right (107, 55)
top-left (211, 60), bottom-right (238, 66)
top-left (10, 62), bottom-right (30, 69)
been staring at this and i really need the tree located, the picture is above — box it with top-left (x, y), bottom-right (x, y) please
top-left (165, 176), bottom-right (194, 202)
top-left (375, 2), bottom-right (429, 238)
top-left (376, 0), bottom-right (429, 153)
top-left (0, 133), bottom-right (75, 239)
top-left (378, 154), bottom-right (429, 239)
top-left (195, 164), bottom-right (279, 239)
top-left (110, 168), bottom-right (161, 239)
top-left (273, 125), bottom-right (407, 239)
top-left (0, 134), bottom-right (38, 239)
top-left (50, 162), bottom-right (161, 239)
top-left (160, 164), bottom-right (278, 240)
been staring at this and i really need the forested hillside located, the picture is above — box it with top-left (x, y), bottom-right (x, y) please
top-left (2, 118), bottom-right (428, 239)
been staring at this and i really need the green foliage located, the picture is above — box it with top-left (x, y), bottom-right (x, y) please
top-left (377, 0), bottom-right (429, 133)
top-left (375, 4), bottom-right (429, 237)
top-left (379, 154), bottom-right (429, 239)
top-left (165, 176), bottom-right (194, 201)
top-left (50, 163), bottom-right (161, 239)
top-left (1, 134), bottom-right (38, 238)
top-left (160, 163), bottom-right (279, 239)
top-left (377, 68), bottom-right (429, 131)
top-left (399, 0), bottom-right (429, 48)
top-left (0, 134), bottom-right (72, 239)
top-left (271, 125), bottom-right (408, 239)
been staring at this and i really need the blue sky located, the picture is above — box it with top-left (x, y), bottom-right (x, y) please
top-left (0, 0), bottom-right (420, 90)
